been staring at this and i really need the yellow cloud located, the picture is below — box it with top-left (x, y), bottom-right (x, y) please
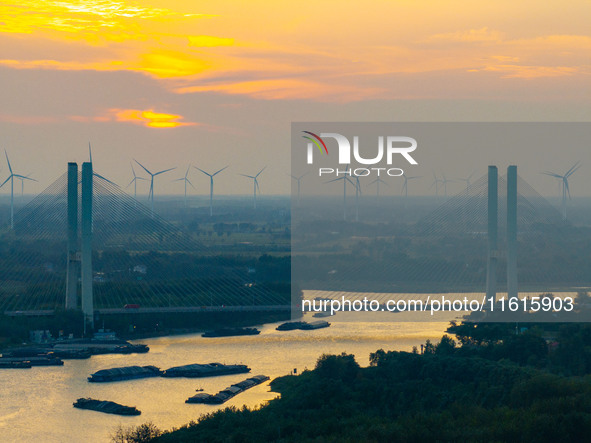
top-left (110, 108), bottom-right (197, 128)
top-left (0, 0), bottom-right (209, 43)
top-left (188, 35), bottom-right (234, 47)
top-left (480, 65), bottom-right (578, 79)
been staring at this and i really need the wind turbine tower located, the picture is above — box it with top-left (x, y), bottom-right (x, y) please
top-left (441, 174), bottom-right (454, 198)
top-left (401, 173), bottom-right (420, 199)
top-left (0, 150), bottom-right (37, 229)
top-left (173, 166), bottom-right (195, 208)
top-left (126, 162), bottom-right (146, 200)
top-left (195, 165), bottom-right (228, 216)
top-left (290, 173), bottom-right (307, 205)
top-left (430, 172), bottom-right (442, 197)
top-left (325, 165), bottom-right (355, 221)
top-left (240, 167), bottom-right (265, 209)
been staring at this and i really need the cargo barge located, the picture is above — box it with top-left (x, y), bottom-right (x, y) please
top-left (201, 327), bottom-right (261, 338)
top-left (276, 320), bottom-right (330, 331)
top-left (162, 362), bottom-right (250, 378)
top-left (186, 374), bottom-right (270, 404)
top-left (73, 398), bottom-right (141, 416)
top-left (0, 356), bottom-right (63, 366)
top-left (88, 365), bottom-right (162, 382)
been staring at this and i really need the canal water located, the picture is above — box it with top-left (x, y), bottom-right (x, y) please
top-left (0, 317), bottom-right (449, 442)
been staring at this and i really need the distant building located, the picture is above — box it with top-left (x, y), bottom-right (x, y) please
top-left (29, 330), bottom-right (52, 343)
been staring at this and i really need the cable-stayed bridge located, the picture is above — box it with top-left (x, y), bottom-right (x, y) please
top-left (1, 162), bottom-right (587, 327)
top-left (0, 162), bottom-right (290, 327)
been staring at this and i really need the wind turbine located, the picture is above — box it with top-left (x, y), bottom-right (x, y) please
top-left (430, 172), bottom-right (442, 197)
top-left (458, 172), bottom-right (475, 194)
top-left (353, 176), bottom-right (362, 221)
top-left (134, 159), bottom-right (176, 216)
top-left (290, 172), bottom-right (307, 205)
top-left (173, 165), bottom-right (195, 208)
top-left (239, 167), bottom-right (265, 209)
top-left (325, 165), bottom-right (355, 221)
top-left (126, 162), bottom-right (147, 200)
top-left (368, 177), bottom-right (388, 206)
top-left (441, 174), bottom-right (454, 198)
top-left (195, 165), bottom-right (228, 216)
top-left (401, 173), bottom-right (420, 199)
top-left (0, 150), bottom-right (37, 229)
top-left (17, 173), bottom-right (31, 197)
top-left (542, 161), bottom-right (581, 221)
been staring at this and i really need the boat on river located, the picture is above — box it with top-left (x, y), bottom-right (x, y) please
top-left (73, 398), bottom-right (141, 416)
top-left (88, 365), bottom-right (162, 382)
top-left (162, 362), bottom-right (250, 378)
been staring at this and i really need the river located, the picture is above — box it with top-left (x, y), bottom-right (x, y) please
top-left (0, 317), bottom-right (449, 442)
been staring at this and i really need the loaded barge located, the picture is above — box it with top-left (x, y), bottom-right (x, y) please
top-left (276, 320), bottom-right (330, 331)
top-left (162, 362), bottom-right (250, 378)
top-left (88, 365), bottom-right (162, 382)
top-left (201, 327), bottom-right (260, 338)
top-left (186, 375), bottom-right (270, 404)
top-left (73, 398), bottom-right (141, 416)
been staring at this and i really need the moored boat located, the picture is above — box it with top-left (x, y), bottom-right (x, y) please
top-left (88, 365), bottom-right (161, 382)
top-left (162, 362), bottom-right (250, 378)
top-left (73, 398), bottom-right (141, 416)
top-left (202, 327), bottom-right (260, 338)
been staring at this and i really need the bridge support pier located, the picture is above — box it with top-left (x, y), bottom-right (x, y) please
top-left (65, 162), bottom-right (79, 310)
top-left (486, 166), bottom-right (498, 303)
top-left (507, 165), bottom-right (518, 299)
top-left (81, 162), bottom-right (94, 329)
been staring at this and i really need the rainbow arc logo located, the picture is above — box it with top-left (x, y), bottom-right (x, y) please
top-left (302, 131), bottom-right (328, 155)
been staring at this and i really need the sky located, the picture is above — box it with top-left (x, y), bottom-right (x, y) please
top-left (0, 0), bottom-right (589, 197)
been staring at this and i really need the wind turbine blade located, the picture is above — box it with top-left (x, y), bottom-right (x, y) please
top-left (565, 179), bottom-right (571, 199)
top-left (213, 165), bottom-right (228, 176)
top-left (88, 142), bottom-right (92, 163)
top-left (566, 163), bottom-right (581, 178)
top-left (185, 166), bottom-right (191, 178)
top-left (565, 161), bottom-right (580, 177)
top-left (194, 166), bottom-right (212, 177)
top-left (172, 178), bottom-right (185, 182)
top-left (256, 166), bottom-right (266, 177)
top-left (542, 171), bottom-right (562, 179)
top-left (324, 177), bottom-right (344, 184)
top-left (255, 179), bottom-right (261, 194)
top-left (0, 176), bottom-right (11, 189)
top-left (154, 167), bottom-right (176, 176)
top-left (4, 150), bottom-right (12, 174)
top-left (368, 179), bottom-right (378, 186)
top-left (187, 179), bottom-right (196, 190)
top-left (239, 174), bottom-right (255, 179)
top-left (126, 178), bottom-right (135, 188)
top-left (130, 162), bottom-right (136, 177)
top-left (134, 159), bottom-right (152, 176)
top-left (345, 176), bottom-right (355, 186)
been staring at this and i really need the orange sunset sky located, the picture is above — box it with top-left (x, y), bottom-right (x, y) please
top-left (0, 0), bottom-right (589, 195)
